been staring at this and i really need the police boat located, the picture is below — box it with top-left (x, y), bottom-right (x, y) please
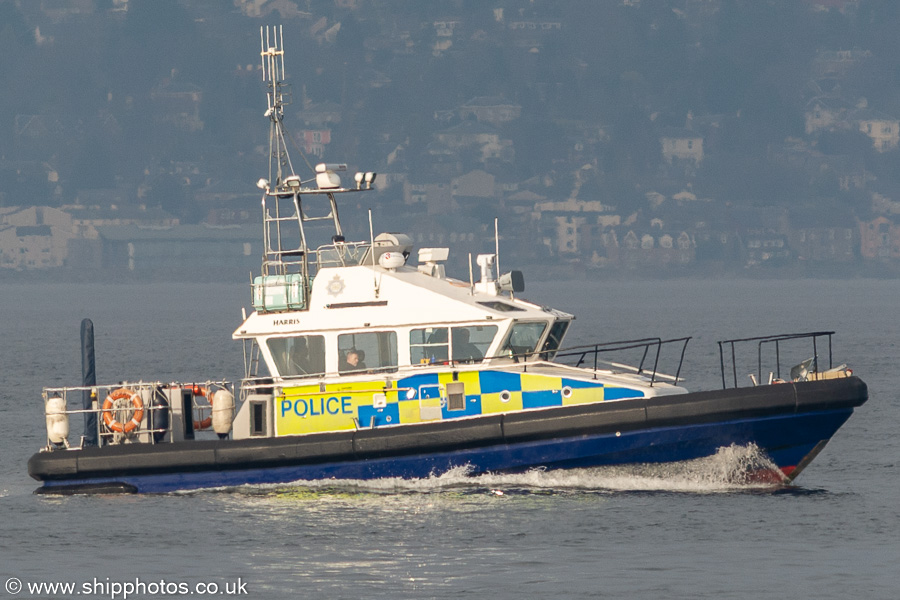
top-left (28, 28), bottom-right (868, 494)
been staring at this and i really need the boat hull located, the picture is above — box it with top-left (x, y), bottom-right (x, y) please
top-left (29, 377), bottom-right (867, 494)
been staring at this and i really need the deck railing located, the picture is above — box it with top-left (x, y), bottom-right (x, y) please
top-left (545, 337), bottom-right (691, 386)
top-left (477, 336), bottom-right (691, 386)
top-left (41, 381), bottom-right (232, 448)
top-left (717, 331), bottom-right (835, 389)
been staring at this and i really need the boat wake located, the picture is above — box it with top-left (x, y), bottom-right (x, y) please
top-left (206, 443), bottom-right (788, 497)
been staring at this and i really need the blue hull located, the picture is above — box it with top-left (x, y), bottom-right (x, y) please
top-left (37, 408), bottom-right (854, 494)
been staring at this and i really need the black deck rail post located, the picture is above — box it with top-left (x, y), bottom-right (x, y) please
top-left (718, 341), bottom-right (726, 389)
top-left (730, 341), bottom-right (737, 388)
top-left (649, 338), bottom-right (662, 386)
top-left (674, 337), bottom-right (690, 383)
top-left (776, 340), bottom-right (781, 380)
top-left (813, 336), bottom-right (818, 372)
top-left (637, 344), bottom-right (649, 375)
top-left (757, 341), bottom-right (763, 386)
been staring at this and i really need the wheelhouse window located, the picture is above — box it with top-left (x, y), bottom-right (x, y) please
top-left (501, 322), bottom-right (548, 359)
top-left (410, 327), bottom-right (449, 364)
top-left (410, 325), bottom-right (498, 364)
top-left (540, 320), bottom-right (570, 360)
top-left (268, 335), bottom-right (326, 378)
top-left (451, 325), bottom-right (497, 363)
top-left (338, 331), bottom-right (398, 374)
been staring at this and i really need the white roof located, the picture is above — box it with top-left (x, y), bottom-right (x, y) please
top-left (233, 264), bottom-right (571, 339)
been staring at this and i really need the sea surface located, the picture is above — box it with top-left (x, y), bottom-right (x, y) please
top-left (0, 278), bottom-right (897, 599)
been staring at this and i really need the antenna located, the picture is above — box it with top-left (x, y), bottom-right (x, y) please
top-left (369, 209), bottom-right (379, 298)
top-left (260, 25), bottom-right (295, 189)
top-left (261, 25), bottom-right (285, 91)
top-left (494, 217), bottom-right (500, 281)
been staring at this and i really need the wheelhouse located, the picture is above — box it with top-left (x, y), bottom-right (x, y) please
top-left (244, 313), bottom-right (573, 381)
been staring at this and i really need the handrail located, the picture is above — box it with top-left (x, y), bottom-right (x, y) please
top-left (717, 331), bottom-right (835, 389)
top-left (551, 337), bottom-right (691, 386)
top-left (479, 336), bottom-right (691, 386)
top-left (40, 381), bottom-right (234, 447)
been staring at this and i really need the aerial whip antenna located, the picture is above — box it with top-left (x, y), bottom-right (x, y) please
top-left (260, 25), bottom-right (295, 188)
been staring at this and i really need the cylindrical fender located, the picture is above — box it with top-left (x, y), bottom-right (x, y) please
top-left (211, 389), bottom-right (236, 436)
top-left (45, 397), bottom-right (69, 444)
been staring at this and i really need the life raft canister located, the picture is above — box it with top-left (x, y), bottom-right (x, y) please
top-left (101, 388), bottom-right (145, 434)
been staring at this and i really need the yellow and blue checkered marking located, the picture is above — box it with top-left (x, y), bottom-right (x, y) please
top-left (275, 370), bottom-right (645, 435)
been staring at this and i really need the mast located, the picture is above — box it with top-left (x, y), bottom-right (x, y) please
top-left (260, 25), bottom-right (294, 189)
top-left (253, 26), bottom-right (378, 306)
top-left (258, 25), bottom-right (307, 280)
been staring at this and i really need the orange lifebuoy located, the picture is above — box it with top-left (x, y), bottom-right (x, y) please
top-left (191, 385), bottom-right (214, 430)
top-left (102, 388), bottom-right (145, 434)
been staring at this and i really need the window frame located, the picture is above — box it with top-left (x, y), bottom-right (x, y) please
top-left (266, 334), bottom-right (326, 379)
top-left (500, 321), bottom-right (550, 360)
top-left (410, 324), bottom-right (499, 365)
top-left (337, 330), bottom-right (399, 375)
top-left (540, 320), bottom-right (571, 360)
